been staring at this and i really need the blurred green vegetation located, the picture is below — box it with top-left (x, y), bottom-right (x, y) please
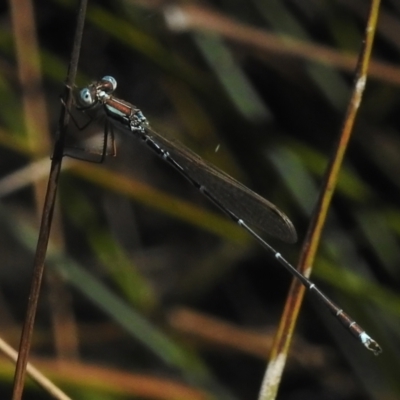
top-left (0, 0), bottom-right (399, 399)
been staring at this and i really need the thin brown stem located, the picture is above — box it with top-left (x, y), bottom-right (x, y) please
top-left (258, 1), bottom-right (381, 399)
top-left (9, 0), bottom-right (80, 372)
top-left (163, 3), bottom-right (399, 86)
top-left (10, 1), bottom-right (88, 398)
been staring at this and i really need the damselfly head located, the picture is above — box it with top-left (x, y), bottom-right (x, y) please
top-left (78, 87), bottom-right (96, 108)
top-left (99, 76), bottom-right (117, 93)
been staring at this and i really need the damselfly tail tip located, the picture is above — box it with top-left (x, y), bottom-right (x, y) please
top-left (360, 332), bottom-right (382, 355)
top-left (368, 340), bottom-right (382, 356)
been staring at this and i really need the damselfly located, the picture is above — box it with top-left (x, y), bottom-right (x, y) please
top-left (67, 76), bottom-right (382, 355)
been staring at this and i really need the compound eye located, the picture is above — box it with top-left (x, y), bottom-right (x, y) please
top-left (79, 88), bottom-right (93, 106)
top-left (101, 76), bottom-right (117, 93)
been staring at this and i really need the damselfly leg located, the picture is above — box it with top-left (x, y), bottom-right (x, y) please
top-left (62, 88), bottom-right (116, 163)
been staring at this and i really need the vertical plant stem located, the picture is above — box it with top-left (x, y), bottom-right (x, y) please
top-left (9, 0), bottom-right (79, 367)
top-left (11, 1), bottom-right (88, 398)
top-left (258, 1), bottom-right (381, 399)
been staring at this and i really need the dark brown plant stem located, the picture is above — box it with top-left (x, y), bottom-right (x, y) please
top-left (11, 1), bottom-right (88, 399)
top-left (10, 0), bottom-right (79, 370)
